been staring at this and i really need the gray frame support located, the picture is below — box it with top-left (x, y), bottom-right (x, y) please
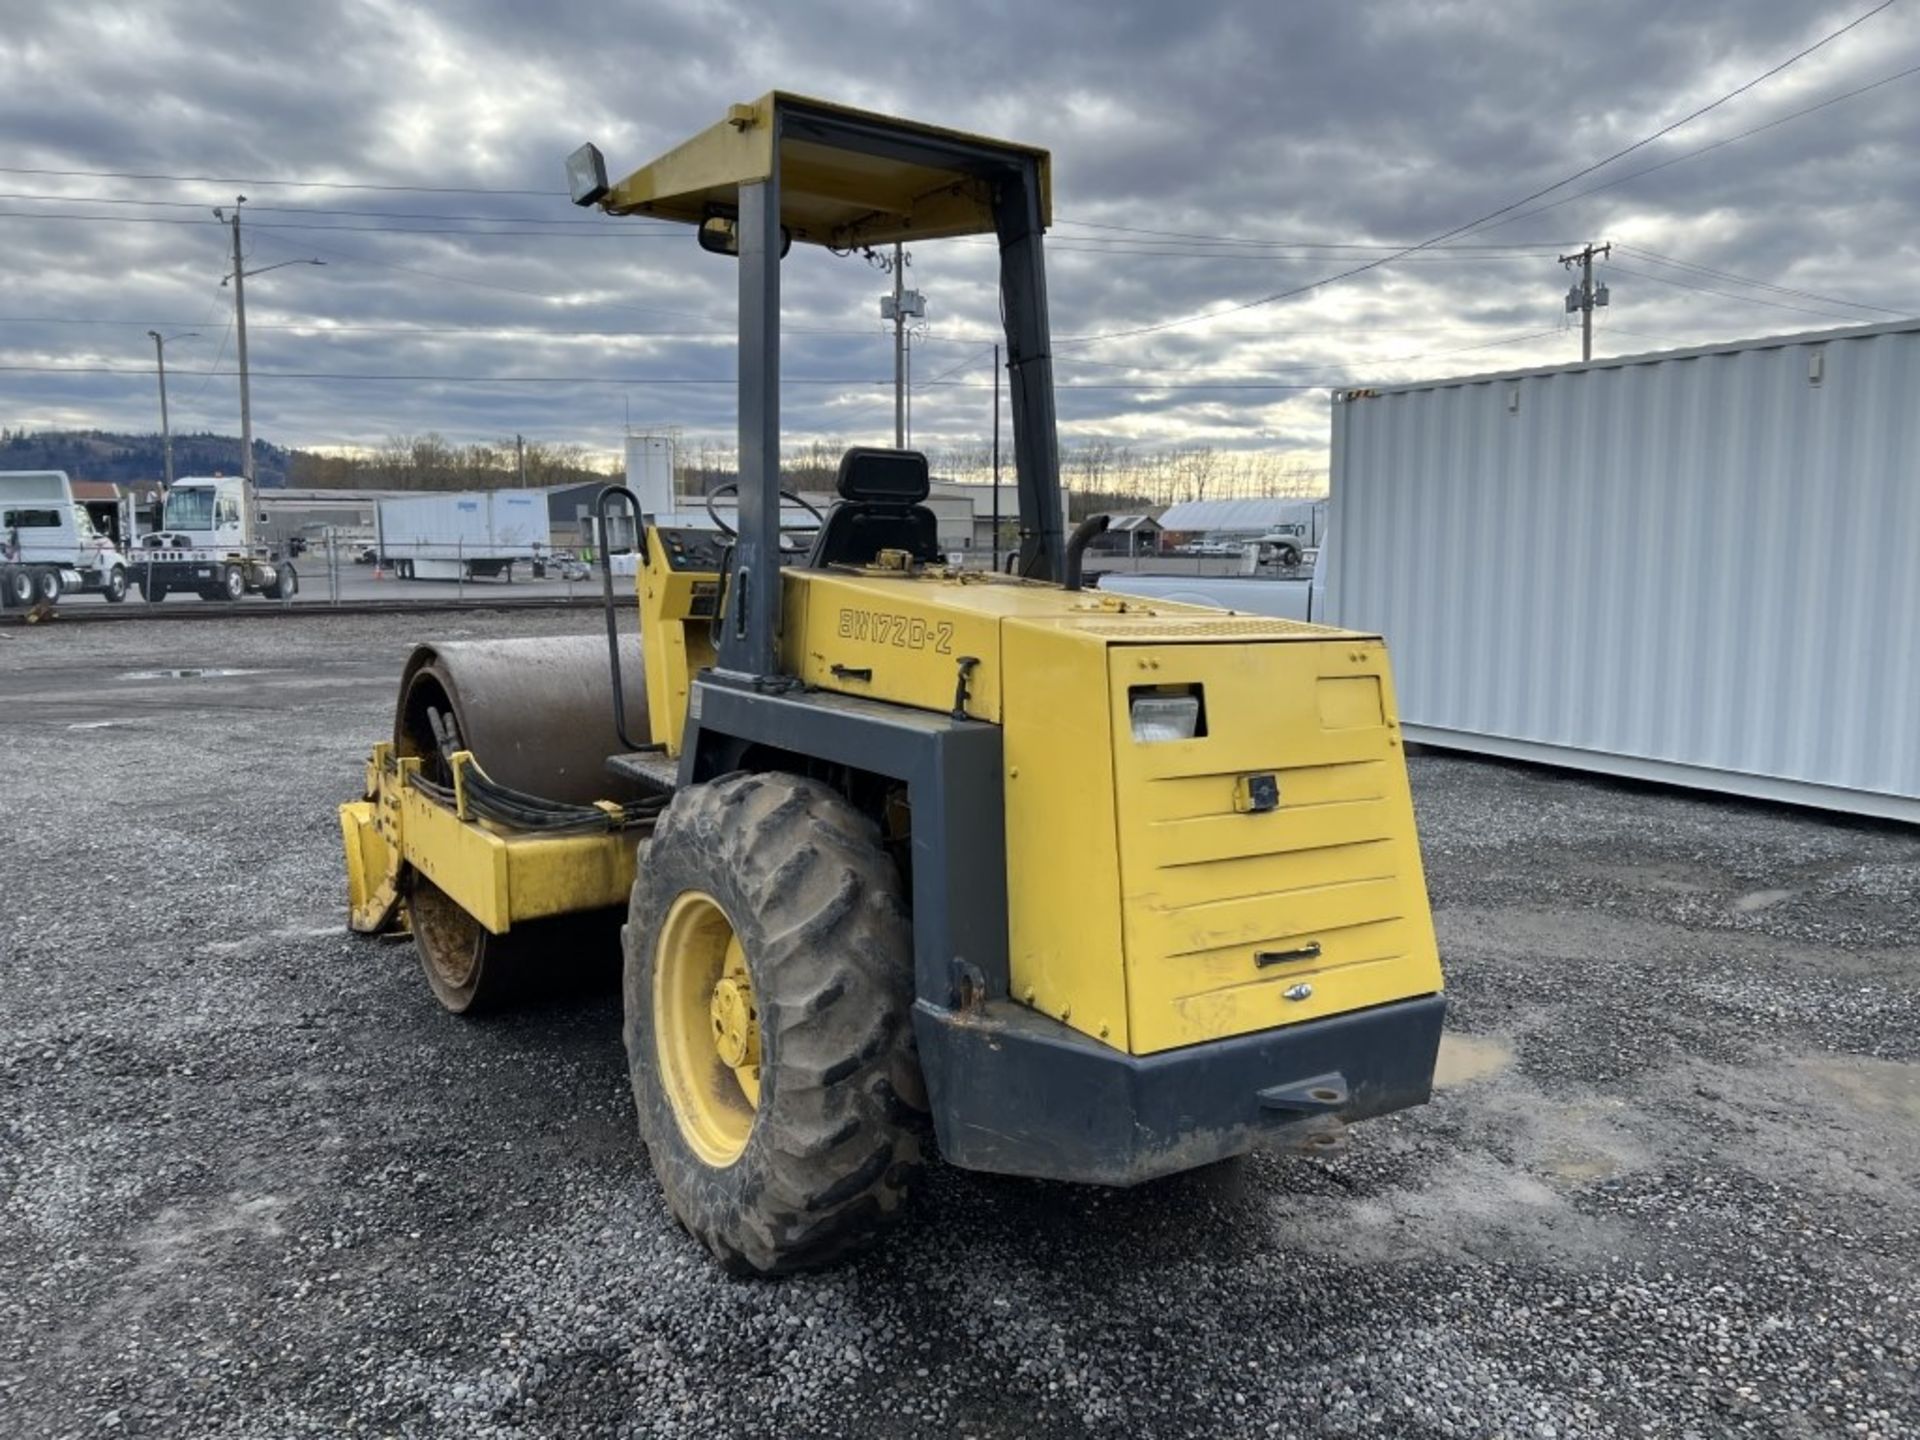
top-left (682, 680), bottom-right (1009, 1007)
top-left (720, 171), bottom-right (783, 678)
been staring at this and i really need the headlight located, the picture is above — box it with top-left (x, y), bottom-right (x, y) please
top-left (1131, 694), bottom-right (1200, 743)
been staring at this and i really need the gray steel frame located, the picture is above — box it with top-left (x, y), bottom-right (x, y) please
top-left (680, 679), bottom-right (1009, 1007)
top-left (714, 97), bottom-right (1066, 678)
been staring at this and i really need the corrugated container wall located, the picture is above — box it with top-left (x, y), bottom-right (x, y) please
top-left (1325, 320), bottom-right (1920, 822)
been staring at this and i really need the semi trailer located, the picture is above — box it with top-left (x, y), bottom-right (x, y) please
top-left (374, 490), bottom-right (549, 581)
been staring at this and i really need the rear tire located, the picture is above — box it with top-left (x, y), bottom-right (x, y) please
top-left (623, 771), bottom-right (924, 1274)
top-left (0, 566), bottom-right (28, 609)
top-left (264, 563), bottom-right (298, 600)
top-left (32, 568), bottom-right (60, 605)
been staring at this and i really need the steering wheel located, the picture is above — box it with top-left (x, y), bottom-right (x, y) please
top-left (704, 483), bottom-right (827, 553)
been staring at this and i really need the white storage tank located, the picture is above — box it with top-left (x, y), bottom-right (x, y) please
top-left (1324, 318), bottom-right (1920, 823)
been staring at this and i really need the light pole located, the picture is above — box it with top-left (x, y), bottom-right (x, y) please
top-left (214, 196), bottom-right (323, 483)
top-left (146, 329), bottom-right (196, 489)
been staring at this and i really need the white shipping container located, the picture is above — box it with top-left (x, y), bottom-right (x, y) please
top-left (1325, 319), bottom-right (1920, 823)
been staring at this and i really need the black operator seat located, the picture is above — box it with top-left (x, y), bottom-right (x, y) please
top-left (807, 447), bottom-right (944, 568)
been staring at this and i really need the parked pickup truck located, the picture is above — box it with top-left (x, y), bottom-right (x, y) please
top-left (0, 470), bottom-right (132, 608)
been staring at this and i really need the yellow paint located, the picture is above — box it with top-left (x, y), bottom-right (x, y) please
top-left (339, 798), bottom-right (399, 934)
top-left (601, 91), bottom-right (1051, 248)
top-left (340, 744), bottom-right (638, 940)
top-left (653, 890), bottom-right (759, 1166)
top-left (639, 528), bottom-right (718, 756)
top-left (355, 514), bottom-right (1440, 1066)
top-left (782, 569), bottom-right (1019, 721)
top-left (993, 613), bottom-right (1439, 1057)
top-left (1001, 619), bottom-right (1132, 1048)
top-left (1105, 638), bottom-right (1443, 1054)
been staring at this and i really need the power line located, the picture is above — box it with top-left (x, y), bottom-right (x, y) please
top-left (0, 190), bottom-right (664, 226)
top-left (248, 232), bottom-right (723, 324)
top-left (1052, 219), bottom-right (1581, 250)
top-left (0, 195), bottom-right (1574, 257)
top-left (0, 362), bottom-right (1335, 391)
top-left (0, 314), bottom-right (918, 341)
top-left (1604, 262), bottom-right (1878, 320)
top-left (1061, 0), bottom-right (1900, 345)
top-left (1612, 244), bottom-right (1909, 316)
top-left (1034, 242), bottom-right (1570, 263)
top-left (1471, 60), bottom-right (1920, 236)
top-left (913, 343), bottom-right (998, 390)
top-left (0, 164), bottom-right (560, 196)
top-left (0, 207), bottom-right (684, 239)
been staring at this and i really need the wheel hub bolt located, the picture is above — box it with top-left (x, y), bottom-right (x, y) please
top-left (710, 977), bottom-right (760, 1069)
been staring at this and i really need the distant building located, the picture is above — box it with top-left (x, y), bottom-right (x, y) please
top-left (1090, 514), bottom-right (1162, 557)
top-left (257, 487), bottom-right (384, 535)
top-left (1156, 496), bottom-right (1327, 546)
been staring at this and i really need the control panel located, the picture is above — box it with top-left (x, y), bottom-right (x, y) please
top-left (651, 526), bottom-right (728, 574)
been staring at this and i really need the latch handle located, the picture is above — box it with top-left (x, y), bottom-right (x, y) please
top-left (1255, 941), bottom-right (1322, 968)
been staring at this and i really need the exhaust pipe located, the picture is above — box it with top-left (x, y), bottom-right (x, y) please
top-left (1062, 514), bottom-right (1110, 592)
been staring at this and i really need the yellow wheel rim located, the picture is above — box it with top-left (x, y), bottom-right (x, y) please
top-left (654, 890), bottom-right (761, 1167)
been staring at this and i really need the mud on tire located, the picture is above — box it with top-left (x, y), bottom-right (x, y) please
top-left (623, 771), bottom-right (925, 1274)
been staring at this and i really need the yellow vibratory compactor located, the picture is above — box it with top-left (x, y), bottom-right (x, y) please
top-left (340, 93), bottom-right (1445, 1274)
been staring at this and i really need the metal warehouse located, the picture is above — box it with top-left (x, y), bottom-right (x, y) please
top-left (1324, 318), bottom-right (1920, 823)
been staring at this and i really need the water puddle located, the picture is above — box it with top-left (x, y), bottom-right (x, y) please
top-left (116, 667), bottom-right (265, 681)
top-left (1434, 1032), bottom-right (1515, 1088)
top-left (1730, 888), bottom-right (1795, 914)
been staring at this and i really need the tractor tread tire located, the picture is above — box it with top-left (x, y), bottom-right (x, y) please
top-left (623, 771), bottom-right (924, 1275)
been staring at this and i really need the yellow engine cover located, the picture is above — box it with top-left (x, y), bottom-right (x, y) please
top-left (1001, 612), bottom-right (1443, 1056)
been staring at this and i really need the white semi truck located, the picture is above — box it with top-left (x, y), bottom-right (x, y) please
top-left (132, 474), bottom-right (299, 602)
top-left (0, 470), bottom-right (133, 608)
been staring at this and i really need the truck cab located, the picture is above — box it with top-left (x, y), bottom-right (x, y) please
top-left (133, 475), bottom-right (297, 603)
top-left (0, 470), bottom-right (131, 608)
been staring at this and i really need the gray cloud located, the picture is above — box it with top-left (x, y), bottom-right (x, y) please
top-left (2, 0), bottom-right (1916, 475)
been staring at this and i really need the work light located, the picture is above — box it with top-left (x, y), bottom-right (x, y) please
top-left (1130, 694), bottom-right (1200, 743)
top-left (566, 143), bottom-right (610, 207)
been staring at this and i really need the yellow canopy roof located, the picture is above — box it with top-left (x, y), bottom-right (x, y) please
top-left (601, 92), bottom-right (1051, 249)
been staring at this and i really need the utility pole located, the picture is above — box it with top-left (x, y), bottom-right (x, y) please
top-left (516, 433), bottom-right (527, 485)
top-left (1560, 241), bottom-right (1612, 362)
top-left (991, 342), bottom-right (1001, 572)
top-left (226, 198), bottom-right (254, 481)
top-left (878, 245), bottom-right (925, 449)
top-left (892, 243), bottom-right (904, 447)
top-left (146, 329), bottom-right (195, 489)
top-left (215, 197), bottom-right (322, 487)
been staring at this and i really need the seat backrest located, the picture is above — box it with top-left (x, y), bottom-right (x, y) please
top-left (809, 448), bottom-right (944, 568)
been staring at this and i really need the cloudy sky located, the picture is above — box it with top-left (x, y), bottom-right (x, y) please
top-left (3, 0), bottom-right (1916, 476)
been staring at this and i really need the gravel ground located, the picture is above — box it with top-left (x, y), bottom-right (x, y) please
top-left (3, 611), bottom-right (1917, 1439)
